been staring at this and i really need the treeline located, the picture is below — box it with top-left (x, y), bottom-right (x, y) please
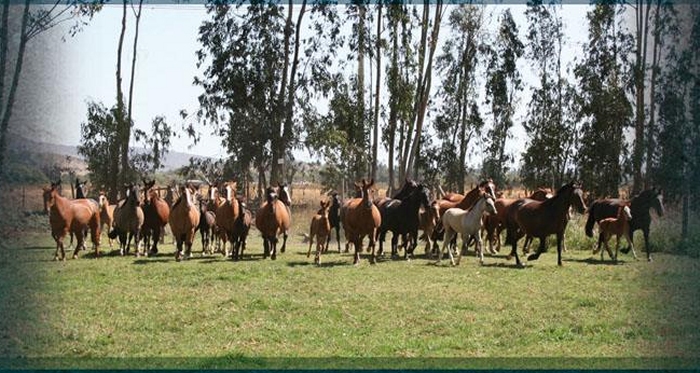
top-left (3, 2), bottom-right (691, 234)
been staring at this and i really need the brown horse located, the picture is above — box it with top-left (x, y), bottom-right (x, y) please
top-left (141, 180), bottom-right (170, 256)
top-left (483, 188), bottom-right (554, 255)
top-left (340, 179), bottom-right (382, 265)
top-left (169, 183), bottom-right (201, 261)
top-left (206, 183), bottom-right (223, 252)
top-left (255, 185), bottom-right (291, 260)
top-left (505, 182), bottom-right (587, 267)
top-left (98, 191), bottom-right (116, 248)
top-left (594, 205), bottom-right (634, 262)
top-left (419, 200), bottom-right (441, 257)
top-left (198, 196), bottom-right (217, 256)
top-left (436, 179), bottom-right (497, 218)
top-left (43, 181), bottom-right (101, 260)
top-left (307, 200), bottom-right (331, 265)
top-left (215, 181), bottom-right (240, 258)
top-left (109, 183), bottom-right (145, 256)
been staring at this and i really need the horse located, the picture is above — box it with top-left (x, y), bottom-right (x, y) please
top-left (109, 183), bottom-right (145, 256)
top-left (98, 191), bottom-right (116, 248)
top-left (206, 183), bottom-right (223, 252)
top-left (439, 193), bottom-right (497, 266)
top-left (585, 188), bottom-right (664, 262)
top-left (216, 182), bottom-right (240, 258)
top-left (594, 205), bottom-right (634, 262)
top-left (230, 198), bottom-right (252, 261)
top-left (141, 180), bottom-right (170, 256)
top-left (483, 188), bottom-right (557, 255)
top-left (307, 200), bottom-right (331, 265)
top-left (376, 183), bottom-right (432, 260)
top-left (198, 196), bottom-right (217, 256)
top-left (169, 183), bottom-right (201, 261)
top-left (418, 200), bottom-right (441, 257)
top-left (340, 179), bottom-right (382, 265)
top-left (325, 192), bottom-right (342, 253)
top-left (255, 185), bottom-right (291, 260)
top-left (276, 182), bottom-right (292, 253)
top-left (69, 178), bottom-right (100, 249)
top-left (43, 181), bottom-right (101, 260)
top-left (505, 181), bottom-right (587, 267)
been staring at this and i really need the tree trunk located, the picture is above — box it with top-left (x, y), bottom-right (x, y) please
top-left (646, 0), bottom-right (662, 185)
top-left (632, 0), bottom-right (652, 195)
top-left (0, 0), bottom-right (29, 174)
top-left (116, 0), bottom-right (128, 188)
top-left (356, 1), bottom-right (366, 181)
top-left (0, 0), bottom-right (10, 116)
top-left (371, 2), bottom-right (381, 181)
top-left (406, 1), bottom-right (443, 178)
top-left (271, 0), bottom-right (295, 185)
top-left (386, 11), bottom-right (398, 194)
top-left (125, 0), bottom-right (143, 176)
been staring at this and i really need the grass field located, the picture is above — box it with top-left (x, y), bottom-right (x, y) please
top-left (1, 186), bottom-right (699, 369)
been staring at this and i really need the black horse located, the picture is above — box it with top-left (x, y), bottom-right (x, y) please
top-left (585, 188), bottom-right (665, 262)
top-left (376, 183), bottom-right (432, 260)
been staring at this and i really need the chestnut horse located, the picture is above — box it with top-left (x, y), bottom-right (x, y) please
top-left (419, 200), bottom-right (440, 257)
top-left (255, 185), bottom-right (291, 260)
top-left (307, 200), bottom-right (331, 265)
top-left (594, 205), bottom-right (634, 262)
top-left (109, 183), bottom-right (145, 256)
top-left (142, 180), bottom-right (170, 256)
top-left (585, 188), bottom-right (664, 262)
top-left (340, 179), bottom-right (382, 265)
top-left (98, 191), bottom-right (116, 248)
top-left (169, 183), bottom-right (201, 261)
top-left (198, 196), bottom-right (217, 256)
top-left (505, 182), bottom-right (587, 267)
top-left (43, 181), bottom-right (100, 260)
top-left (215, 181), bottom-right (240, 258)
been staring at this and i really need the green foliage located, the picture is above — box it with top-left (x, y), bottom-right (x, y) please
top-left (482, 8), bottom-right (524, 187)
top-left (574, 3), bottom-right (632, 198)
top-left (77, 101), bottom-right (121, 192)
top-left (132, 116), bottom-right (172, 178)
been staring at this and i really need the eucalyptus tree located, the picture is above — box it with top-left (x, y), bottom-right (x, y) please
top-left (482, 8), bottom-right (524, 187)
top-left (0, 0), bottom-right (101, 181)
top-left (434, 3), bottom-right (485, 194)
top-left (653, 3), bottom-right (700, 239)
top-left (574, 3), bottom-right (632, 198)
top-left (519, 0), bottom-right (575, 190)
top-left (196, 0), bottom-right (341, 192)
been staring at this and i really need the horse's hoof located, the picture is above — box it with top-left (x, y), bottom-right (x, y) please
top-left (72, 254), bottom-right (78, 260)
top-left (271, 254), bottom-right (276, 260)
top-left (527, 254), bottom-right (540, 261)
top-left (505, 255), bottom-right (512, 261)
top-left (647, 257), bottom-right (653, 262)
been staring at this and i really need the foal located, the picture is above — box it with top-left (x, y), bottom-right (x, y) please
top-left (307, 200), bottom-right (331, 265)
top-left (440, 194), bottom-right (497, 266)
top-left (98, 191), bottom-right (115, 248)
top-left (594, 205), bottom-right (635, 263)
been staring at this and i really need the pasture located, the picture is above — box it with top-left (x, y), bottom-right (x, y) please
top-left (1, 184), bottom-right (699, 369)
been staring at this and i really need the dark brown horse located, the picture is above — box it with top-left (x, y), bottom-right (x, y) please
top-left (376, 183), bottom-right (432, 260)
top-left (505, 182), bottom-right (586, 267)
top-left (169, 183), bottom-right (201, 261)
top-left (340, 179), bottom-right (382, 265)
top-left (255, 185), bottom-right (291, 260)
top-left (109, 183), bottom-right (145, 256)
top-left (585, 188), bottom-right (664, 262)
top-left (43, 181), bottom-right (101, 260)
top-left (198, 196), bottom-right (217, 256)
top-left (142, 180), bottom-right (170, 256)
top-left (229, 198), bottom-right (252, 261)
top-left (325, 192), bottom-right (342, 252)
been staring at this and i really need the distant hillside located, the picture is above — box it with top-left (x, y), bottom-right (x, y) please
top-left (7, 134), bottom-right (211, 171)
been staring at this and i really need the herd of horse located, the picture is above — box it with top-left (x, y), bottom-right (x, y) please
top-left (41, 176), bottom-right (665, 267)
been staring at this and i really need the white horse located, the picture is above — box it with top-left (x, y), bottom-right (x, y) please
top-left (439, 194), bottom-right (497, 266)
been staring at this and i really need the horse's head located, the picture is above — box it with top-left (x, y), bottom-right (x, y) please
top-left (482, 193), bottom-right (497, 215)
top-left (567, 181), bottom-right (587, 214)
top-left (411, 184), bottom-right (432, 209)
top-left (427, 200), bottom-right (440, 227)
top-left (620, 205), bottom-right (632, 222)
top-left (208, 184), bottom-right (218, 202)
top-left (318, 200), bottom-right (330, 218)
top-left (98, 191), bottom-right (109, 210)
top-left (651, 188), bottom-right (665, 217)
top-left (330, 192), bottom-right (340, 207)
top-left (224, 182), bottom-right (237, 202)
top-left (479, 178), bottom-right (497, 200)
top-left (265, 186), bottom-right (278, 204)
top-left (357, 178), bottom-right (376, 209)
top-left (277, 182), bottom-right (291, 207)
top-left (393, 178), bottom-right (419, 200)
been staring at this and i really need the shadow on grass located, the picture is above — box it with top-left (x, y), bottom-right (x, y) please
top-left (286, 260), bottom-right (351, 268)
top-left (563, 257), bottom-right (625, 266)
top-left (480, 261), bottom-right (527, 269)
top-left (133, 258), bottom-right (171, 265)
top-left (22, 246), bottom-right (53, 251)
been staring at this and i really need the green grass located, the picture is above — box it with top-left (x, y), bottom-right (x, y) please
top-left (0, 209), bottom-right (699, 369)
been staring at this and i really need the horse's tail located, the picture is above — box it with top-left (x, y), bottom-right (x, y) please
top-left (108, 227), bottom-right (120, 239)
top-left (585, 201), bottom-right (597, 238)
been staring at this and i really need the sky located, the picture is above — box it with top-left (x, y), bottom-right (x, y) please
top-left (15, 3), bottom-right (593, 169)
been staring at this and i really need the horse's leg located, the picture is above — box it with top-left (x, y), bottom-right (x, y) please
top-left (336, 226), bottom-right (341, 253)
top-left (263, 238), bottom-right (269, 259)
top-left (476, 234), bottom-right (484, 265)
top-left (627, 231), bottom-right (638, 260)
top-left (72, 229), bottom-right (85, 259)
top-left (556, 232), bottom-right (564, 266)
top-left (271, 236), bottom-right (278, 260)
top-left (369, 230), bottom-right (378, 264)
top-left (603, 234), bottom-right (614, 261)
top-left (614, 234), bottom-right (620, 263)
top-left (527, 237), bottom-right (545, 262)
top-left (281, 230), bottom-right (288, 254)
top-left (391, 233), bottom-right (399, 259)
top-left (377, 230), bottom-right (386, 257)
top-left (151, 226), bottom-right (160, 256)
top-left (352, 235), bottom-right (360, 265)
top-left (307, 230), bottom-right (314, 258)
top-left (643, 228), bottom-right (652, 262)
